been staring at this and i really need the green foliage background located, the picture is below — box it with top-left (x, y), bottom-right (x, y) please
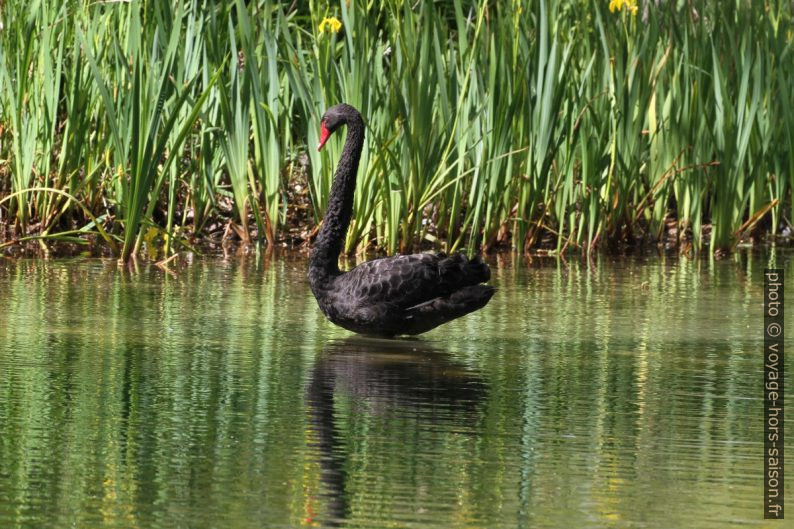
top-left (0, 0), bottom-right (791, 259)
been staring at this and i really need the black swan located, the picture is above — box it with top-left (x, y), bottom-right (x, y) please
top-left (308, 103), bottom-right (494, 336)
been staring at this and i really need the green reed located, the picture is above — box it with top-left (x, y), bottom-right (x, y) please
top-left (0, 0), bottom-right (790, 260)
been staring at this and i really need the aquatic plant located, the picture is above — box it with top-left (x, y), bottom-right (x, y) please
top-left (0, 0), bottom-right (790, 259)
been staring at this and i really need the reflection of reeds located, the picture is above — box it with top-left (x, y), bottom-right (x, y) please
top-left (0, 254), bottom-right (787, 526)
top-left (0, 1), bottom-right (790, 258)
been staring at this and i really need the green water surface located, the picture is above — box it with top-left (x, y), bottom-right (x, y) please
top-left (0, 252), bottom-right (791, 528)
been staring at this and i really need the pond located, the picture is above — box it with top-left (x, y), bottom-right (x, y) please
top-left (0, 251), bottom-right (791, 528)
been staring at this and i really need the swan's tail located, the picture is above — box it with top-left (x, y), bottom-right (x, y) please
top-left (402, 284), bottom-right (496, 335)
top-left (444, 284), bottom-right (495, 314)
top-left (438, 252), bottom-right (490, 287)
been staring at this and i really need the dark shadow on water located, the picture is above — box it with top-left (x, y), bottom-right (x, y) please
top-left (305, 337), bottom-right (487, 527)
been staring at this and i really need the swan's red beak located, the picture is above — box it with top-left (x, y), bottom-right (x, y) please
top-left (317, 122), bottom-right (331, 151)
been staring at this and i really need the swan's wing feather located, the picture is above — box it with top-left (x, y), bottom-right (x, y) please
top-left (339, 252), bottom-right (490, 312)
top-left (340, 253), bottom-right (439, 309)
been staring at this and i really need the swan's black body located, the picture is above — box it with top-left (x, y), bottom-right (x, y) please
top-left (308, 104), bottom-right (494, 336)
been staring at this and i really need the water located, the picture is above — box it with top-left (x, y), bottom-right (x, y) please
top-left (0, 252), bottom-right (791, 528)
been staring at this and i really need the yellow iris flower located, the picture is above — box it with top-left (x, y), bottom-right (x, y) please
top-left (318, 16), bottom-right (343, 35)
top-left (609, 0), bottom-right (639, 16)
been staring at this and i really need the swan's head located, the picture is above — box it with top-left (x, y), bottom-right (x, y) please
top-left (317, 104), bottom-right (360, 151)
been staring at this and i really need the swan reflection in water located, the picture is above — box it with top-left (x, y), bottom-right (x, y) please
top-left (305, 337), bottom-right (488, 526)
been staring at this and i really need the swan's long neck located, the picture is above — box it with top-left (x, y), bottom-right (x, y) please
top-left (309, 114), bottom-right (365, 280)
